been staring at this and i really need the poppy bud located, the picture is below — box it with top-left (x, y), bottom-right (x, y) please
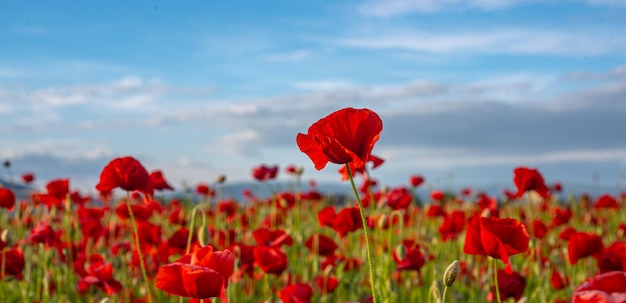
top-left (429, 280), bottom-right (442, 303)
top-left (215, 175), bottom-right (227, 184)
top-left (197, 226), bottom-right (210, 247)
top-left (443, 260), bottom-right (460, 287)
top-left (2, 159), bottom-right (10, 168)
top-left (1, 229), bottom-right (13, 246)
top-left (394, 244), bottom-right (407, 260)
top-left (295, 167), bottom-right (304, 176)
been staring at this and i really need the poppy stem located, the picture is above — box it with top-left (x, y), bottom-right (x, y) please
top-left (186, 205), bottom-right (200, 255)
top-left (346, 164), bottom-right (378, 303)
top-left (492, 258), bottom-right (502, 303)
top-left (125, 192), bottom-right (153, 303)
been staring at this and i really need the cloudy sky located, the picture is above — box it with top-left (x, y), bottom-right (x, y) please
top-left (1, 1), bottom-right (626, 195)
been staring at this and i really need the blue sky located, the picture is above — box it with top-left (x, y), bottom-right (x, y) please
top-left (1, 0), bottom-right (626, 195)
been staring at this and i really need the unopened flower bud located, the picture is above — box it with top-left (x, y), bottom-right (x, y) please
top-left (215, 175), bottom-right (227, 184)
top-left (443, 260), bottom-right (460, 287)
top-left (430, 280), bottom-right (442, 303)
top-left (197, 226), bottom-right (210, 247)
top-left (394, 244), bottom-right (407, 260)
top-left (1, 229), bottom-right (13, 247)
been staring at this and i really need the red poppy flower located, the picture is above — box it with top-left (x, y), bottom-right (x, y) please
top-left (430, 190), bottom-right (444, 202)
top-left (195, 183), bottom-right (213, 197)
top-left (338, 154), bottom-right (384, 181)
top-left (392, 240), bottom-right (426, 273)
top-left (251, 164), bottom-right (279, 181)
top-left (551, 206), bottom-right (573, 227)
top-left (253, 246), bottom-right (288, 275)
top-left (305, 234), bottom-right (338, 256)
top-left (155, 245), bottom-right (234, 299)
top-left (618, 223), bottom-right (626, 238)
top-left (0, 247), bottom-right (24, 280)
top-left (278, 283), bottom-right (314, 303)
top-left (253, 228), bottom-right (294, 248)
top-left (503, 189), bottom-right (517, 200)
top-left (513, 167), bottom-right (550, 199)
top-left (409, 174), bottom-right (424, 187)
top-left (284, 164), bottom-right (300, 176)
top-left (438, 210), bottom-right (466, 241)
top-left (96, 156), bottom-right (153, 197)
top-left (21, 172), bottom-right (35, 184)
top-left (115, 203), bottom-right (153, 222)
top-left (463, 216), bottom-right (529, 273)
top-left (489, 269), bottom-right (526, 302)
top-left (568, 231), bottom-right (604, 265)
top-left (150, 170), bottom-right (174, 191)
top-left (0, 188), bottom-right (16, 210)
top-left (551, 268), bottom-right (569, 290)
top-left (385, 187), bottom-right (413, 210)
top-left (313, 275), bottom-right (339, 294)
top-left (461, 187), bottom-right (472, 196)
top-left (27, 222), bottom-right (64, 254)
top-left (331, 207), bottom-right (363, 237)
top-left (558, 226), bottom-right (577, 241)
top-left (594, 194), bottom-right (619, 209)
top-left (426, 204), bottom-right (446, 218)
top-left (318, 206), bottom-right (336, 227)
top-left (532, 219), bottom-right (549, 239)
top-left (46, 178), bottom-right (70, 199)
top-left (596, 241), bottom-right (626, 273)
top-left (572, 271), bottom-right (626, 303)
top-left (77, 254), bottom-right (123, 295)
top-left (296, 108), bottom-right (383, 170)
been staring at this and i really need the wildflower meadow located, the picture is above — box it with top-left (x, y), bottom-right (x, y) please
top-left (0, 107), bottom-right (625, 303)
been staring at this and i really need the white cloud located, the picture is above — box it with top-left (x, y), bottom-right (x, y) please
top-left (379, 146), bottom-right (626, 169)
top-left (294, 80), bottom-right (356, 91)
top-left (338, 28), bottom-right (626, 55)
top-left (358, 0), bottom-right (624, 17)
top-left (265, 50), bottom-right (311, 61)
top-left (585, 0), bottom-right (626, 6)
top-left (358, 0), bottom-right (536, 17)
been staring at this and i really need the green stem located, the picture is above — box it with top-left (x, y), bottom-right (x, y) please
top-left (125, 192), bottom-right (152, 303)
top-left (442, 286), bottom-right (449, 303)
top-left (346, 164), bottom-right (378, 303)
top-left (492, 258), bottom-right (502, 303)
top-left (186, 206), bottom-right (200, 255)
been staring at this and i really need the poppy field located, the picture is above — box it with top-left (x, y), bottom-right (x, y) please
top-left (0, 107), bottom-right (625, 303)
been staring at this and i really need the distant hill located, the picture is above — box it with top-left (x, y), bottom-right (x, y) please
top-left (0, 177), bottom-right (32, 200)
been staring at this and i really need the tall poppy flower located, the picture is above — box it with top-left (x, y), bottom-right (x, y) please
top-left (572, 271), bottom-right (626, 303)
top-left (296, 108), bottom-right (382, 170)
top-left (463, 216), bottom-right (529, 273)
top-left (156, 245), bottom-right (234, 299)
top-left (513, 167), bottom-right (550, 199)
top-left (96, 156), bottom-right (153, 197)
